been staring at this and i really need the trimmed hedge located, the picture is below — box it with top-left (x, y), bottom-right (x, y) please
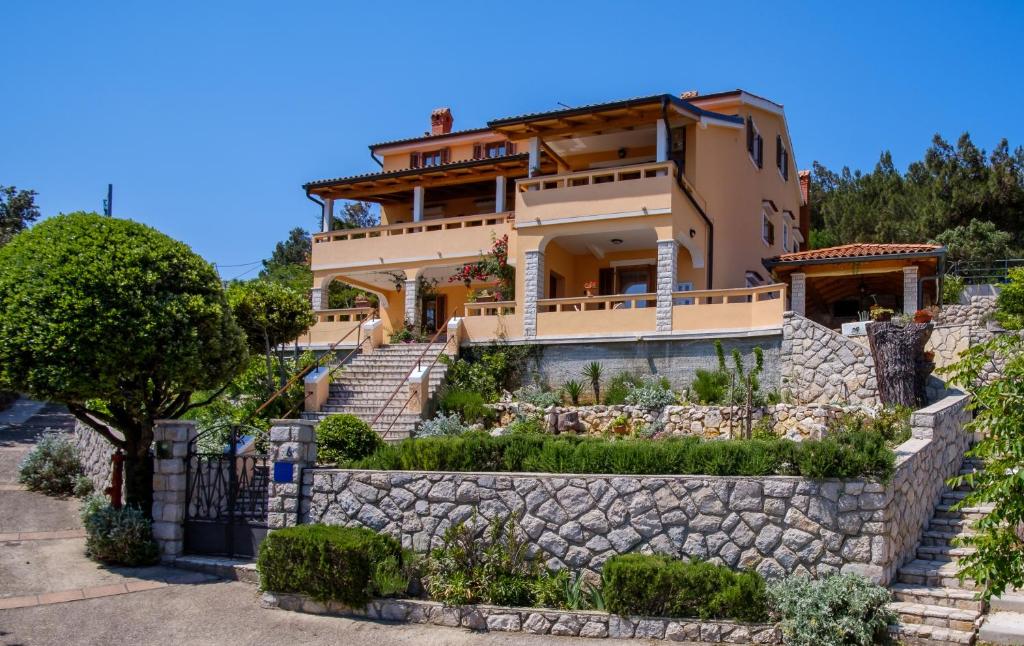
top-left (349, 430), bottom-right (895, 480)
top-left (603, 554), bottom-right (768, 622)
top-left (257, 524), bottom-right (404, 607)
top-left (317, 414), bottom-right (382, 465)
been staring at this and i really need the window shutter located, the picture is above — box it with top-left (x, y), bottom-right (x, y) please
top-left (507, 141), bottom-right (516, 155)
top-left (409, 152), bottom-right (420, 169)
top-left (441, 148), bottom-right (450, 164)
top-left (472, 144), bottom-right (482, 160)
top-left (776, 135), bottom-right (782, 170)
top-left (746, 117), bottom-right (754, 154)
top-left (756, 135), bottom-right (764, 169)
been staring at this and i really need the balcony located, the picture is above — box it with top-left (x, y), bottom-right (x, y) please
top-left (297, 307), bottom-right (373, 347)
top-left (311, 212), bottom-right (513, 270)
top-left (514, 161), bottom-right (706, 227)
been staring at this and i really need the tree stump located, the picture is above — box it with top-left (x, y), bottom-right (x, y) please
top-left (866, 321), bottom-right (934, 407)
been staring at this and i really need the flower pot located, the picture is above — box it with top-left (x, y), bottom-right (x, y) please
top-left (584, 289), bottom-right (594, 298)
top-left (354, 296), bottom-right (370, 308)
top-left (913, 310), bottom-right (933, 324)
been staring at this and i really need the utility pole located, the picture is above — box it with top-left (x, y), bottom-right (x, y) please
top-left (103, 184), bottom-right (113, 216)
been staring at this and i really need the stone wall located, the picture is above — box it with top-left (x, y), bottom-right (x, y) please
top-left (489, 402), bottom-right (858, 441)
top-left (74, 421), bottom-right (120, 495)
top-left (299, 393), bottom-right (970, 586)
top-left (519, 335), bottom-right (782, 395)
top-left (928, 296), bottom-right (998, 370)
top-left (780, 312), bottom-right (879, 406)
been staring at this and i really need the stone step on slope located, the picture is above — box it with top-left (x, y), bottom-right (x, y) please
top-left (992, 592), bottom-right (1024, 613)
top-left (890, 622), bottom-right (976, 646)
top-left (890, 584), bottom-right (984, 612)
top-left (898, 559), bottom-right (978, 591)
top-left (921, 528), bottom-right (978, 547)
top-left (916, 545), bottom-right (978, 561)
top-left (889, 601), bottom-right (981, 632)
top-left (979, 611), bottom-right (1024, 645)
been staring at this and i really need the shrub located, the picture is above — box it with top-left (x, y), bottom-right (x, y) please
top-left (832, 406), bottom-right (911, 447)
top-left (80, 495), bottom-right (159, 566)
top-left (73, 475), bottom-right (95, 498)
top-left (317, 415), bottom-right (382, 465)
top-left (691, 368), bottom-right (730, 404)
top-left (602, 372), bottom-right (644, 405)
top-left (257, 524), bottom-right (405, 607)
top-left (439, 388), bottom-right (495, 425)
top-left (562, 379), bottom-right (583, 406)
top-left (507, 415), bottom-right (546, 435)
top-left (352, 429), bottom-right (895, 480)
top-left (624, 383), bottom-right (678, 409)
top-left (768, 574), bottom-right (896, 646)
top-left (942, 274), bottom-right (965, 305)
top-left (18, 432), bottom-right (83, 496)
top-left (582, 361), bottom-right (603, 403)
top-left (416, 411), bottom-right (470, 438)
top-left (603, 554), bottom-right (768, 622)
top-left (513, 384), bottom-right (562, 408)
top-left (441, 345), bottom-right (534, 402)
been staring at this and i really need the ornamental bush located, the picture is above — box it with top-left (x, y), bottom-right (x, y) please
top-left (438, 388), bottom-right (495, 425)
top-left (416, 411), bottom-right (470, 438)
top-left (767, 574), bottom-right (896, 646)
top-left (316, 414), bottom-right (382, 465)
top-left (257, 524), bottom-right (406, 607)
top-left (602, 554), bottom-right (768, 622)
top-left (80, 495), bottom-right (159, 566)
top-left (351, 430), bottom-right (895, 480)
top-left (18, 432), bottom-right (83, 496)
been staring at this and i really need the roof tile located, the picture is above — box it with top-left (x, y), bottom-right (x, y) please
top-left (770, 243), bottom-right (943, 263)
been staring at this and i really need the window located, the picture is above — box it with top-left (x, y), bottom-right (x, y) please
top-left (410, 149), bottom-right (449, 168)
top-left (745, 271), bottom-right (765, 287)
top-left (776, 135), bottom-right (789, 180)
top-left (473, 141), bottom-right (516, 159)
top-left (783, 221), bottom-right (789, 249)
top-left (746, 116), bottom-right (763, 168)
top-left (761, 210), bottom-right (775, 246)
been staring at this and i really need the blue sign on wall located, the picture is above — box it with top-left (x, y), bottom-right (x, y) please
top-left (273, 461), bottom-right (294, 483)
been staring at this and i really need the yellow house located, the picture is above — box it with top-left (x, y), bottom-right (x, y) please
top-left (301, 91), bottom-right (805, 348)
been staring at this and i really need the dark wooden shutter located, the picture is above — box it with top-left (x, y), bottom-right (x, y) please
top-left (472, 144), bottom-right (482, 160)
top-left (409, 152), bottom-right (420, 168)
top-left (776, 135), bottom-right (782, 170)
top-left (598, 268), bottom-right (615, 296)
top-left (756, 135), bottom-right (764, 168)
top-left (507, 141), bottom-right (516, 155)
top-left (746, 117), bottom-right (754, 154)
top-left (441, 148), bottom-right (450, 164)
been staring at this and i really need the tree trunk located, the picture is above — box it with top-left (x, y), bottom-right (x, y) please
top-left (123, 440), bottom-right (154, 514)
top-left (262, 329), bottom-right (276, 393)
top-left (867, 321), bottom-right (934, 407)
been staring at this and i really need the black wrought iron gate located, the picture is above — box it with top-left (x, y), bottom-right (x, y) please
top-left (185, 425), bottom-right (270, 558)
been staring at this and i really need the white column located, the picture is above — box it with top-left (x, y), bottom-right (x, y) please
top-left (528, 137), bottom-right (541, 177)
top-left (656, 118), bottom-right (669, 163)
top-left (412, 186), bottom-right (424, 222)
top-left (903, 266), bottom-right (920, 314)
top-left (495, 175), bottom-right (506, 213)
top-left (309, 287), bottom-right (324, 311)
top-left (404, 279), bottom-right (419, 328)
top-left (790, 273), bottom-right (806, 316)
top-left (523, 249), bottom-right (544, 337)
top-left (656, 240), bottom-right (678, 332)
top-left (321, 198), bottom-right (334, 233)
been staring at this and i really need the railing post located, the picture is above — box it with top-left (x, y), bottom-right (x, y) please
top-left (362, 317), bottom-right (384, 353)
top-left (406, 365), bottom-right (431, 416)
top-left (268, 419), bottom-right (317, 529)
top-left (151, 420), bottom-right (196, 562)
top-left (446, 317), bottom-right (463, 354)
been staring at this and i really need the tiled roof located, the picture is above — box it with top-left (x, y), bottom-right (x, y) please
top-left (368, 127), bottom-right (493, 150)
top-left (488, 94), bottom-right (744, 128)
top-left (303, 153), bottom-right (529, 190)
top-left (767, 243), bottom-right (944, 265)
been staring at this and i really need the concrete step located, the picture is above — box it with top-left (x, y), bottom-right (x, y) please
top-left (991, 592), bottom-right (1024, 613)
top-left (979, 611), bottom-right (1024, 645)
top-left (917, 545), bottom-right (977, 561)
top-left (899, 559), bottom-right (977, 590)
top-left (921, 529), bottom-right (978, 547)
top-left (935, 503), bottom-right (993, 520)
top-left (890, 601), bottom-right (981, 632)
top-left (928, 517), bottom-right (976, 532)
top-left (890, 622), bottom-right (975, 646)
top-left (890, 584), bottom-right (984, 612)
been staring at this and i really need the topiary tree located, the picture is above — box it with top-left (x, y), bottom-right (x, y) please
top-left (0, 212), bottom-right (248, 510)
top-left (316, 414), bottom-right (382, 465)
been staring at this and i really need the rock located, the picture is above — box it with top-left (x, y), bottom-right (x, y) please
top-left (486, 613), bottom-right (521, 632)
top-left (522, 612), bottom-right (552, 634)
top-left (608, 527), bottom-right (642, 552)
top-left (579, 509), bottom-right (610, 533)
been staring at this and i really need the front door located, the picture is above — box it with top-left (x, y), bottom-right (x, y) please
top-left (618, 266), bottom-right (655, 308)
top-left (421, 295), bottom-right (447, 334)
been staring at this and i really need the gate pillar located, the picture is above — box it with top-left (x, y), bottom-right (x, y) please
top-left (152, 419), bottom-right (197, 561)
top-left (268, 419), bottom-right (317, 529)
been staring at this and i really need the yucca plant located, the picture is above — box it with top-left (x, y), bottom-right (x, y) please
top-left (562, 379), bottom-right (583, 406)
top-left (582, 361), bottom-right (603, 403)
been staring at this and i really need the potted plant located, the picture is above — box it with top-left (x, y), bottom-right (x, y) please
top-left (583, 280), bottom-right (597, 297)
top-left (476, 288), bottom-right (495, 303)
top-left (609, 414), bottom-right (631, 435)
top-left (870, 306), bottom-right (894, 322)
top-left (354, 295), bottom-right (370, 308)
top-left (913, 309), bottom-right (933, 324)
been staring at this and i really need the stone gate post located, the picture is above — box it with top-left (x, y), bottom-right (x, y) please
top-left (268, 419), bottom-right (318, 529)
top-left (152, 419), bottom-right (197, 561)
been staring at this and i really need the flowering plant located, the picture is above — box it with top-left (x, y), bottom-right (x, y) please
top-left (450, 234), bottom-right (514, 300)
top-left (583, 281), bottom-right (597, 290)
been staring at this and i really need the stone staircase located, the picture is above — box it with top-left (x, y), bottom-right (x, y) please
top-left (889, 457), bottom-right (988, 646)
top-left (301, 343), bottom-right (449, 440)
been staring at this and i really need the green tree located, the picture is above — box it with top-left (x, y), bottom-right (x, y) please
top-left (1, 184), bottom-right (41, 246)
top-left (330, 201), bottom-right (379, 230)
top-left (0, 213), bottom-right (247, 509)
top-left (260, 226), bottom-right (375, 309)
top-left (933, 219), bottom-right (1016, 263)
top-left (995, 267), bottom-right (1024, 330)
top-left (226, 279), bottom-right (316, 389)
top-left (941, 334), bottom-right (1024, 599)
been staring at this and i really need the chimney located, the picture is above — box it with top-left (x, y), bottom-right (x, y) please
top-left (431, 107), bottom-right (453, 135)
top-left (798, 170), bottom-right (811, 248)
top-left (679, 90), bottom-right (699, 99)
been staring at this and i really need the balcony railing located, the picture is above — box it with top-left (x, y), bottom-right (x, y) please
top-left (518, 161), bottom-right (672, 193)
top-left (463, 301), bottom-right (517, 316)
top-left (312, 212), bottom-right (512, 244)
top-left (299, 307), bottom-right (373, 347)
top-left (537, 293), bottom-right (656, 312)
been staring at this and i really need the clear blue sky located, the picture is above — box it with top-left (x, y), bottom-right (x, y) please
top-left (2, 1), bottom-right (1022, 274)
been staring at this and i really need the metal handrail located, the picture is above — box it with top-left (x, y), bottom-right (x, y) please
top-left (250, 308), bottom-right (377, 420)
top-left (947, 258), bottom-right (1024, 284)
top-left (370, 310), bottom-right (458, 429)
top-left (378, 336), bottom-right (456, 441)
top-left (278, 334), bottom-right (377, 420)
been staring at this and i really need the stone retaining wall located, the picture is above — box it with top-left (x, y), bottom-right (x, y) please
top-left (928, 296), bottom-right (999, 371)
top-left (780, 312), bottom-right (879, 406)
top-left (296, 393), bottom-right (970, 586)
top-left (260, 592), bottom-right (781, 643)
top-left (490, 402), bottom-right (859, 441)
top-left (73, 421), bottom-right (120, 495)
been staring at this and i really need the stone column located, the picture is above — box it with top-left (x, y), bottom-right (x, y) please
top-left (268, 419), bottom-right (317, 529)
top-left (495, 175), bottom-right (506, 213)
top-left (790, 272), bottom-right (806, 316)
top-left (656, 240), bottom-right (678, 332)
top-left (903, 266), bottom-right (919, 314)
top-left (655, 118), bottom-right (668, 163)
top-left (412, 186), bottom-right (425, 222)
top-left (151, 419), bottom-right (196, 561)
top-left (404, 279), bottom-right (419, 328)
top-left (321, 198), bottom-right (334, 233)
top-left (523, 249), bottom-right (544, 338)
top-left (310, 287), bottom-right (324, 311)
top-left (528, 137), bottom-right (541, 177)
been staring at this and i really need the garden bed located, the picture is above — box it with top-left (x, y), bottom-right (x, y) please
top-left (260, 592), bottom-right (782, 643)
